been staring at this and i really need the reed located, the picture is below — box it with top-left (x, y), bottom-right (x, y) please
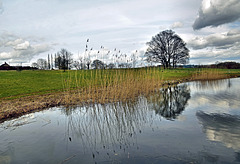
top-left (60, 68), bottom-right (166, 105)
top-left (61, 67), bottom-right (232, 105)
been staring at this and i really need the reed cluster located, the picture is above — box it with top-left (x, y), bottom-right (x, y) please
top-left (62, 68), bottom-right (164, 105)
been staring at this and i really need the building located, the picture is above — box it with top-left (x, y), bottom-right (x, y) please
top-left (0, 62), bottom-right (37, 70)
top-left (0, 62), bottom-right (15, 70)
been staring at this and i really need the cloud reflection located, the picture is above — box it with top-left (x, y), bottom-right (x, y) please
top-left (196, 111), bottom-right (240, 150)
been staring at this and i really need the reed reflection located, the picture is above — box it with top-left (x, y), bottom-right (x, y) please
top-left (61, 97), bottom-right (158, 161)
top-left (61, 84), bottom-right (191, 160)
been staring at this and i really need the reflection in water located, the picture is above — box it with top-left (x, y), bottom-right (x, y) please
top-left (190, 78), bottom-right (240, 113)
top-left (192, 79), bottom-right (230, 91)
top-left (235, 152), bottom-right (240, 162)
top-left (199, 151), bottom-right (219, 163)
top-left (196, 111), bottom-right (240, 150)
top-left (1, 78), bottom-right (240, 163)
top-left (1, 86), bottom-right (191, 164)
top-left (60, 85), bottom-right (191, 161)
top-left (148, 84), bottom-right (191, 120)
top-left (62, 98), bottom-right (158, 159)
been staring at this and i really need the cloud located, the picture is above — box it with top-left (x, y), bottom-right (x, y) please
top-left (0, 0), bottom-right (3, 14)
top-left (193, 0), bottom-right (240, 30)
top-left (0, 33), bottom-right (52, 63)
top-left (171, 22), bottom-right (184, 29)
top-left (14, 41), bottom-right (30, 50)
top-left (0, 44), bottom-right (52, 63)
top-left (188, 29), bottom-right (240, 49)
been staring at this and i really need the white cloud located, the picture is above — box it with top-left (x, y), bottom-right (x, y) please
top-left (0, 43), bottom-right (51, 63)
top-left (171, 22), bottom-right (184, 29)
top-left (193, 0), bottom-right (240, 30)
top-left (14, 41), bottom-right (30, 50)
top-left (5, 39), bottom-right (24, 47)
top-left (0, 33), bottom-right (52, 63)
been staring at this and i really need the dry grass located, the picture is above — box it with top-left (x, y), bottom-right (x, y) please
top-left (192, 69), bottom-right (229, 80)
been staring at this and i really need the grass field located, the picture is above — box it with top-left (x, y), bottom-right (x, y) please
top-left (1, 68), bottom-right (240, 121)
top-left (0, 68), bottom-right (240, 100)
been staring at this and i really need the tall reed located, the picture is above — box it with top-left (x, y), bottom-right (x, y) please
top-left (60, 68), bottom-right (165, 105)
top-left (60, 67), bottom-right (231, 106)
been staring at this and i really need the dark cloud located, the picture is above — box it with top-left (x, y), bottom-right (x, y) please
top-left (188, 29), bottom-right (240, 50)
top-left (193, 0), bottom-right (240, 30)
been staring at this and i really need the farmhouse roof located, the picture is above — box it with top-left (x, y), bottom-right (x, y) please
top-left (0, 62), bottom-right (10, 67)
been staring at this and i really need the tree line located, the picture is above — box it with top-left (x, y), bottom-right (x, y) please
top-left (32, 48), bottom-right (139, 71)
top-left (32, 30), bottom-right (190, 70)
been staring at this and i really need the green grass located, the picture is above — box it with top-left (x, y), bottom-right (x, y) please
top-left (0, 68), bottom-right (240, 100)
top-left (0, 70), bottom-right (67, 99)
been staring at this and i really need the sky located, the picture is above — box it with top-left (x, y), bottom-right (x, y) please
top-left (0, 0), bottom-right (240, 66)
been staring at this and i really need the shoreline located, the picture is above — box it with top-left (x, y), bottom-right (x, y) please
top-left (1, 75), bottom-right (239, 123)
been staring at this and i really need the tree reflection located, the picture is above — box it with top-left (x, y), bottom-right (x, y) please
top-left (196, 111), bottom-right (240, 151)
top-left (148, 84), bottom-right (191, 120)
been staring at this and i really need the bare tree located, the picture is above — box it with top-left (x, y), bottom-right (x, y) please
top-left (31, 62), bottom-right (39, 69)
top-left (85, 57), bottom-right (91, 70)
top-left (107, 63), bottom-right (115, 69)
top-left (51, 54), bottom-right (54, 70)
top-left (131, 50), bottom-right (138, 68)
top-left (47, 54), bottom-right (50, 70)
top-left (37, 58), bottom-right (47, 69)
top-left (145, 30), bottom-right (189, 69)
top-left (72, 61), bottom-right (83, 70)
top-left (55, 49), bottom-right (73, 71)
top-left (91, 59), bottom-right (105, 69)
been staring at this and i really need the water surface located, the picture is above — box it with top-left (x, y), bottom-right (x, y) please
top-left (1, 78), bottom-right (240, 163)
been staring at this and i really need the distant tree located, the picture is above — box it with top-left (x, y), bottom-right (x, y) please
top-left (31, 62), bottom-right (39, 69)
top-left (91, 59), bottom-right (104, 69)
top-left (131, 50), bottom-right (138, 68)
top-left (78, 56), bottom-right (85, 70)
top-left (72, 61), bottom-right (84, 70)
top-left (51, 54), bottom-right (54, 69)
top-left (54, 53), bottom-right (57, 69)
top-left (216, 62), bottom-right (240, 69)
top-left (107, 63), bottom-right (115, 69)
top-left (37, 58), bottom-right (47, 69)
top-left (47, 54), bottom-right (51, 70)
top-left (55, 49), bottom-right (73, 71)
top-left (145, 30), bottom-right (189, 69)
top-left (85, 57), bottom-right (91, 70)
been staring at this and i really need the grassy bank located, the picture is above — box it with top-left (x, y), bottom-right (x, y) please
top-left (1, 68), bottom-right (240, 121)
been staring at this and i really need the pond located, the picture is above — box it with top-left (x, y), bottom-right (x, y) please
top-left (1, 78), bottom-right (240, 164)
